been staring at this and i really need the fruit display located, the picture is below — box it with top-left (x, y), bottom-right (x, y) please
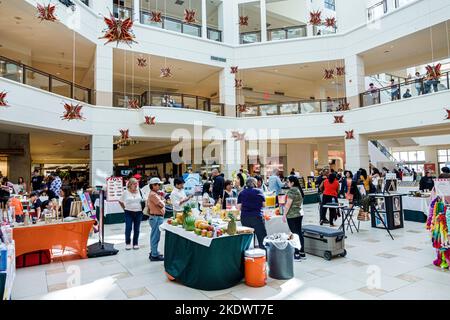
top-left (184, 215), bottom-right (196, 231)
top-left (227, 212), bottom-right (237, 235)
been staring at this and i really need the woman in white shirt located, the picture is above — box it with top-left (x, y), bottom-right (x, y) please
top-left (119, 178), bottom-right (143, 250)
top-left (201, 181), bottom-right (215, 212)
top-left (170, 178), bottom-right (193, 212)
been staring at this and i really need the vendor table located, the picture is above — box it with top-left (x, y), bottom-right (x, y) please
top-left (161, 224), bottom-right (253, 291)
top-left (12, 219), bottom-right (95, 259)
top-left (303, 191), bottom-right (320, 205)
top-left (402, 196), bottom-right (430, 223)
top-left (95, 200), bottom-right (125, 225)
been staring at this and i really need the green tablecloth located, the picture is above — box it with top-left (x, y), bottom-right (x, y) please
top-left (164, 231), bottom-right (253, 291)
top-left (0, 273), bottom-right (6, 300)
top-left (303, 192), bottom-right (320, 204)
top-left (96, 207), bottom-right (125, 225)
top-left (404, 209), bottom-right (427, 223)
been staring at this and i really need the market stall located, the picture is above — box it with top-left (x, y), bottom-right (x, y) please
top-left (161, 211), bottom-right (254, 291)
top-left (303, 189), bottom-right (320, 204)
top-left (402, 195), bottom-right (431, 223)
top-left (13, 219), bottom-right (95, 259)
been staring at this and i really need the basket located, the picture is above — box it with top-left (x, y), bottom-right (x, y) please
top-left (357, 209), bottom-right (371, 221)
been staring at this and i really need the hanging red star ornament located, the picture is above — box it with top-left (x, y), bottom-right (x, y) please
top-left (100, 13), bottom-right (137, 46)
top-left (445, 109), bottom-right (450, 120)
top-left (183, 9), bottom-right (196, 24)
top-left (323, 69), bottom-right (335, 80)
top-left (160, 67), bottom-right (172, 78)
top-left (309, 10), bottom-right (322, 26)
top-left (235, 79), bottom-right (244, 89)
top-left (61, 103), bottom-right (85, 121)
top-left (263, 91), bottom-right (271, 101)
top-left (150, 11), bottom-right (162, 23)
top-left (345, 130), bottom-right (355, 140)
top-left (325, 17), bottom-right (336, 29)
top-left (336, 67), bottom-right (345, 76)
top-left (334, 115), bottom-right (344, 124)
top-left (128, 99), bottom-right (140, 109)
top-left (339, 102), bottom-right (350, 111)
top-left (0, 91), bottom-right (8, 107)
top-left (120, 129), bottom-right (130, 141)
top-left (231, 131), bottom-right (245, 141)
top-left (239, 16), bottom-right (249, 26)
top-left (426, 63), bottom-right (442, 80)
top-left (145, 116), bottom-right (156, 125)
top-left (237, 104), bottom-right (248, 113)
top-left (36, 3), bottom-right (58, 22)
top-left (137, 57), bottom-right (147, 68)
top-left (230, 66), bottom-right (239, 74)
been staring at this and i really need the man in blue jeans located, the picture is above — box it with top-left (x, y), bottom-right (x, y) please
top-left (147, 177), bottom-right (166, 261)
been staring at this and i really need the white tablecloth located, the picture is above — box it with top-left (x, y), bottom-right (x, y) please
top-left (402, 196), bottom-right (431, 215)
top-left (237, 215), bottom-right (291, 236)
top-left (94, 199), bottom-right (125, 215)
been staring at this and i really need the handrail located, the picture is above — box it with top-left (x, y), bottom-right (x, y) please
top-left (240, 25), bottom-right (307, 43)
top-left (370, 140), bottom-right (397, 163)
top-left (360, 71), bottom-right (450, 107)
top-left (0, 55), bottom-right (92, 104)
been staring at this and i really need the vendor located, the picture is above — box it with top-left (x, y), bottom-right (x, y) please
top-left (222, 180), bottom-right (237, 210)
top-left (29, 191), bottom-right (43, 219)
top-left (201, 181), bottom-right (215, 211)
top-left (237, 177), bottom-right (267, 249)
top-left (60, 186), bottom-right (74, 218)
top-left (419, 171), bottom-right (434, 191)
top-left (170, 178), bottom-right (193, 212)
top-left (8, 196), bottom-right (24, 222)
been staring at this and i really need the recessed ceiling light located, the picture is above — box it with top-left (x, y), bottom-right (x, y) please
top-left (384, 50), bottom-right (390, 54)
top-left (14, 16), bottom-right (22, 20)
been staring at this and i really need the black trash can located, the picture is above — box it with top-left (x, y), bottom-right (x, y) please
top-left (265, 239), bottom-right (295, 280)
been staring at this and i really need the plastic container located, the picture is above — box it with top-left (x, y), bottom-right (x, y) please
top-left (244, 249), bottom-right (267, 287)
top-left (0, 243), bottom-right (7, 272)
top-left (226, 197), bottom-right (237, 210)
top-left (264, 233), bottom-right (300, 280)
top-left (265, 193), bottom-right (276, 208)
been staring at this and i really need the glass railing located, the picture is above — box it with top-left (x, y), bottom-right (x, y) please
top-left (367, 0), bottom-right (387, 21)
top-left (240, 25), bottom-right (308, 44)
top-left (240, 31), bottom-right (261, 44)
top-left (0, 55), bottom-right (92, 104)
top-left (80, 0), bottom-right (89, 6)
top-left (370, 140), bottom-right (397, 162)
top-left (140, 10), bottom-right (222, 42)
top-left (113, 5), bottom-right (133, 20)
top-left (237, 98), bottom-right (347, 117)
top-left (360, 71), bottom-right (450, 107)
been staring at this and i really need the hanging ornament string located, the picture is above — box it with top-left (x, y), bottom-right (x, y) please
top-left (124, 50), bottom-right (127, 107)
top-left (132, 51), bottom-right (135, 106)
top-left (72, 27), bottom-right (76, 95)
top-left (148, 54), bottom-right (151, 105)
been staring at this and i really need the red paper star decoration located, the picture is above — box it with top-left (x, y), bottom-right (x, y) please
top-left (237, 104), bottom-right (248, 113)
top-left (61, 103), bottom-right (85, 121)
top-left (336, 67), bottom-right (345, 76)
top-left (334, 115), bottom-right (344, 123)
top-left (345, 130), bottom-right (355, 140)
top-left (99, 13), bottom-right (137, 46)
top-left (339, 102), bottom-right (350, 111)
top-left (183, 9), bottom-right (196, 24)
top-left (128, 99), bottom-right (140, 109)
top-left (160, 67), bottom-right (172, 78)
top-left (150, 11), bottom-right (162, 23)
top-left (239, 16), bottom-right (249, 26)
top-left (37, 3), bottom-right (58, 22)
top-left (137, 57), bottom-right (147, 68)
top-left (445, 109), bottom-right (450, 120)
top-left (120, 129), bottom-right (130, 140)
top-left (309, 10), bottom-right (322, 26)
top-left (426, 63), bottom-right (442, 80)
top-left (323, 69), bottom-right (335, 80)
top-left (235, 79), bottom-right (244, 89)
top-left (0, 91), bottom-right (8, 107)
top-left (263, 91), bottom-right (271, 101)
top-left (145, 116), bottom-right (156, 125)
top-left (325, 17), bottom-right (336, 28)
top-left (231, 131), bottom-right (245, 141)
top-left (230, 66), bottom-right (239, 74)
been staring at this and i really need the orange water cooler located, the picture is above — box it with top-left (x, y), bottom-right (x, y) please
top-left (244, 249), bottom-right (267, 287)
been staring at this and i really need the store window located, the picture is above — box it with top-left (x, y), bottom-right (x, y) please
top-left (393, 150), bottom-right (426, 172)
top-left (324, 0), bottom-right (336, 11)
top-left (438, 149), bottom-right (450, 172)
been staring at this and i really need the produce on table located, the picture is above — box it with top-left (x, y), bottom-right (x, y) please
top-left (207, 231), bottom-right (213, 238)
top-left (201, 229), bottom-right (207, 237)
top-left (227, 212), bottom-right (237, 235)
top-left (184, 215), bottom-right (196, 231)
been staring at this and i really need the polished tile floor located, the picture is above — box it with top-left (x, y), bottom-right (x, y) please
top-left (11, 204), bottom-right (450, 300)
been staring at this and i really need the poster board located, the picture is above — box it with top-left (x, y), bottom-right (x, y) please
top-left (106, 177), bottom-right (124, 201)
top-left (182, 173), bottom-right (201, 196)
top-left (433, 179), bottom-right (450, 203)
top-left (77, 190), bottom-right (93, 214)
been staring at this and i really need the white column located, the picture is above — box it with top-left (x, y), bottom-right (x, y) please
top-left (317, 143), bottom-right (329, 169)
top-left (133, 0), bottom-right (141, 24)
top-left (260, 0), bottom-right (267, 42)
top-left (201, 0), bottom-right (207, 39)
top-left (345, 134), bottom-right (370, 174)
top-left (287, 144), bottom-right (314, 177)
top-left (94, 45), bottom-right (113, 107)
top-left (219, 68), bottom-right (237, 117)
top-left (345, 54), bottom-right (365, 108)
top-left (221, 0), bottom-right (239, 45)
top-left (222, 139), bottom-right (244, 179)
top-left (90, 135), bottom-right (114, 188)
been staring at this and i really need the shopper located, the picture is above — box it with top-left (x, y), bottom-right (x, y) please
top-left (438, 167), bottom-right (450, 179)
top-left (50, 173), bottom-right (62, 200)
top-left (170, 178), bottom-right (193, 212)
top-left (419, 171), bottom-right (435, 191)
top-left (31, 169), bottom-right (44, 191)
top-left (236, 173), bottom-right (245, 192)
top-left (403, 89), bottom-right (412, 98)
top-left (390, 79), bottom-right (399, 101)
top-left (201, 181), bottom-right (215, 211)
top-left (359, 169), bottom-right (373, 193)
top-left (29, 191), bottom-right (42, 219)
top-left (316, 169), bottom-right (330, 224)
top-left (340, 171), bottom-right (358, 204)
top-left (60, 186), bottom-right (74, 218)
top-left (320, 173), bottom-right (340, 226)
top-left (414, 72), bottom-right (423, 95)
top-left (222, 180), bottom-right (237, 210)
top-left (371, 168), bottom-right (381, 190)
top-left (211, 169), bottom-right (224, 204)
top-left (237, 177), bottom-right (267, 248)
top-left (368, 83), bottom-right (379, 105)
top-left (282, 176), bottom-right (306, 261)
top-left (147, 177), bottom-right (165, 261)
top-left (17, 177), bottom-right (27, 194)
top-left (119, 178), bottom-right (144, 250)
top-left (268, 168), bottom-right (283, 196)
top-left (326, 97), bottom-right (333, 112)
top-left (8, 197), bottom-right (24, 222)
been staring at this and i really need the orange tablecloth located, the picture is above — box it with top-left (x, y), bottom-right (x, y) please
top-left (12, 220), bottom-right (95, 259)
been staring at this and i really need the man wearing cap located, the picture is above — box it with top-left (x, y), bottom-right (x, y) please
top-left (170, 178), bottom-right (193, 212)
top-left (147, 177), bottom-right (166, 261)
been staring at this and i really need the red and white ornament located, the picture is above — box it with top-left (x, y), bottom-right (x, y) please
top-left (426, 63), bottom-right (442, 80)
top-left (334, 115), bottom-right (344, 124)
top-left (230, 66), bottom-right (239, 74)
top-left (128, 99), bottom-right (140, 109)
top-left (339, 102), bottom-right (350, 111)
top-left (160, 67), bottom-right (172, 78)
top-left (336, 67), bottom-right (345, 76)
top-left (99, 13), bottom-right (137, 46)
top-left (150, 11), bottom-right (162, 23)
top-left (183, 9), bottom-right (196, 24)
top-left (61, 102), bottom-right (84, 121)
top-left (325, 17), bottom-right (336, 29)
top-left (235, 79), bottom-right (244, 89)
top-left (37, 3), bottom-right (57, 22)
top-left (445, 109), bottom-right (450, 120)
top-left (345, 130), bottom-right (355, 140)
top-left (323, 69), bottom-right (335, 80)
top-left (145, 116), bottom-right (156, 125)
top-left (309, 10), bottom-right (322, 26)
top-left (237, 104), bottom-right (248, 113)
top-left (120, 129), bottom-right (130, 140)
top-left (137, 57), bottom-right (147, 68)
top-left (0, 91), bottom-right (8, 107)
top-left (239, 16), bottom-right (249, 26)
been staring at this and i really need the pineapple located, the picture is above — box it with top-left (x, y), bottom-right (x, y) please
top-left (227, 212), bottom-right (237, 236)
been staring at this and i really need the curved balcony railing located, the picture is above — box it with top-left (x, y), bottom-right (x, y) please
top-left (360, 71), bottom-right (450, 107)
top-left (237, 98), bottom-right (348, 117)
top-left (0, 55), bottom-right (92, 104)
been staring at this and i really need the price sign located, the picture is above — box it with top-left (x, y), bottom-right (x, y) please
top-left (106, 177), bottom-right (124, 201)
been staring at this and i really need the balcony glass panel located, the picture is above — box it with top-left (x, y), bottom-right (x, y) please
top-left (25, 69), bottom-right (49, 91)
top-left (141, 11), bottom-right (163, 28)
top-left (259, 104), bottom-right (278, 116)
top-left (198, 98), bottom-right (209, 111)
top-left (74, 86), bottom-right (89, 103)
top-left (183, 96), bottom-right (197, 110)
top-left (240, 106), bottom-right (258, 117)
top-left (300, 101), bottom-right (321, 113)
top-left (287, 26), bottom-right (306, 39)
top-left (0, 60), bottom-right (22, 82)
top-left (164, 18), bottom-right (182, 33)
top-left (269, 30), bottom-right (286, 41)
top-left (240, 32), bottom-right (261, 44)
top-left (280, 103), bottom-right (300, 114)
top-left (183, 24), bottom-right (201, 37)
top-left (207, 29), bottom-right (222, 42)
top-left (52, 78), bottom-right (71, 98)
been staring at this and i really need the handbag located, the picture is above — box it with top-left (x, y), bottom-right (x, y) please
top-left (139, 190), bottom-right (150, 221)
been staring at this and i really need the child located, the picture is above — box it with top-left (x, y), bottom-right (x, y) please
top-left (40, 198), bottom-right (59, 220)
